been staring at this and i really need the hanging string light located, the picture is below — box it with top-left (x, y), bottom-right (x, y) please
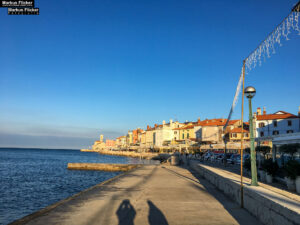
top-left (245, 2), bottom-right (300, 73)
top-left (223, 1), bottom-right (300, 130)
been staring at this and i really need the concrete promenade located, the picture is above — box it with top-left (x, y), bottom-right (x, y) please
top-left (14, 165), bottom-right (261, 225)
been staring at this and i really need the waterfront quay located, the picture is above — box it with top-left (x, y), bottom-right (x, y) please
top-left (13, 165), bottom-right (261, 225)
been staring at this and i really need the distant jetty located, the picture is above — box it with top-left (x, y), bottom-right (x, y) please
top-left (80, 149), bottom-right (98, 152)
top-left (80, 148), bottom-right (158, 159)
top-left (67, 163), bottom-right (140, 172)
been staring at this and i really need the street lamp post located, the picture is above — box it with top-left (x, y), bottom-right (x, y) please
top-left (244, 86), bottom-right (258, 186)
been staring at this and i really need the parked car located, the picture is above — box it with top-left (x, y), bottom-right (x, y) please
top-left (219, 153), bottom-right (233, 163)
top-left (215, 154), bottom-right (225, 163)
top-left (227, 154), bottom-right (240, 164)
top-left (203, 152), bottom-right (213, 161)
top-left (209, 153), bottom-right (221, 162)
top-left (235, 154), bottom-right (250, 165)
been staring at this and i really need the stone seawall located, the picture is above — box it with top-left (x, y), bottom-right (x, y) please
top-left (190, 161), bottom-right (300, 225)
top-left (67, 163), bottom-right (140, 172)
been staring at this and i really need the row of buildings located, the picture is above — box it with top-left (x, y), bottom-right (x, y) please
top-left (92, 107), bottom-right (300, 153)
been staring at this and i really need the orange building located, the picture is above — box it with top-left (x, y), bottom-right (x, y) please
top-left (132, 128), bottom-right (144, 144)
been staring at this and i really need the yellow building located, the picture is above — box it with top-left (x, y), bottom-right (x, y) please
top-left (173, 123), bottom-right (196, 142)
top-left (145, 125), bottom-right (155, 147)
top-left (140, 131), bottom-right (146, 146)
top-left (228, 128), bottom-right (250, 142)
top-left (126, 131), bottom-right (133, 146)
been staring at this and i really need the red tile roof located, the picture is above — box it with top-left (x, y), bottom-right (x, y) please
top-left (228, 120), bottom-right (240, 125)
top-left (196, 119), bottom-right (245, 127)
top-left (174, 118), bottom-right (239, 129)
top-left (256, 111), bottom-right (298, 120)
top-left (196, 118), bottom-right (227, 126)
top-left (186, 125), bottom-right (195, 129)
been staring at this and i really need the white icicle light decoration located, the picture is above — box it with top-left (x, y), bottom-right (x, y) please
top-left (224, 3), bottom-right (299, 131)
top-left (223, 67), bottom-right (244, 130)
top-left (245, 11), bottom-right (300, 73)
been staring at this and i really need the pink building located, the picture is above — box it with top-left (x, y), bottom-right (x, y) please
top-left (105, 140), bottom-right (116, 147)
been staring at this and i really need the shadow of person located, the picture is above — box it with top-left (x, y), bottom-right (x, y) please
top-left (116, 199), bottom-right (136, 225)
top-left (147, 200), bottom-right (169, 225)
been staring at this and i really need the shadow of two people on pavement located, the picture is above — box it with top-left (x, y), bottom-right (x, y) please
top-left (116, 199), bottom-right (168, 225)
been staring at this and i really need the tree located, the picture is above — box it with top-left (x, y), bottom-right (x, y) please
top-left (256, 146), bottom-right (271, 160)
top-left (279, 143), bottom-right (300, 160)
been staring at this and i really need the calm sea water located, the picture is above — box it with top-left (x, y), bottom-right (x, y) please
top-left (0, 148), bottom-right (153, 225)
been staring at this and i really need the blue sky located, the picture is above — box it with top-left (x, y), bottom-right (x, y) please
top-left (0, 0), bottom-right (299, 149)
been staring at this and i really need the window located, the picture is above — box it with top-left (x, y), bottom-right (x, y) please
top-left (288, 120), bottom-right (292, 126)
top-left (260, 132), bottom-right (264, 137)
top-left (187, 133), bottom-right (189, 138)
top-left (174, 131), bottom-right (177, 134)
top-left (259, 122), bottom-right (265, 128)
top-left (273, 121), bottom-right (277, 127)
top-left (287, 130), bottom-right (293, 133)
top-left (231, 133), bottom-right (237, 138)
top-left (244, 133), bottom-right (249, 137)
top-left (272, 130), bottom-right (279, 135)
top-left (182, 134), bottom-right (184, 139)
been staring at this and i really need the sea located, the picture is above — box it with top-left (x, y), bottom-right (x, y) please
top-left (0, 148), bottom-right (155, 225)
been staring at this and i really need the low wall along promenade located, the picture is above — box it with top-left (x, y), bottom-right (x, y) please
top-left (190, 160), bottom-right (300, 225)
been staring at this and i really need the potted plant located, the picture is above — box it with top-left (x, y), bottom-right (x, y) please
top-left (284, 160), bottom-right (299, 191)
top-left (263, 159), bottom-right (278, 184)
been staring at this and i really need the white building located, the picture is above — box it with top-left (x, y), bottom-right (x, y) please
top-left (153, 120), bottom-right (183, 147)
top-left (255, 107), bottom-right (300, 138)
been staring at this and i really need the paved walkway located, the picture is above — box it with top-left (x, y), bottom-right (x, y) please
top-left (19, 165), bottom-right (261, 225)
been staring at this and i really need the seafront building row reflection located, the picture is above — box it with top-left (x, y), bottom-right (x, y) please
top-left (88, 106), bottom-right (300, 154)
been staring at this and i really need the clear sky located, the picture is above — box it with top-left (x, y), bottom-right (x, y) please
top-left (0, 0), bottom-right (299, 149)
